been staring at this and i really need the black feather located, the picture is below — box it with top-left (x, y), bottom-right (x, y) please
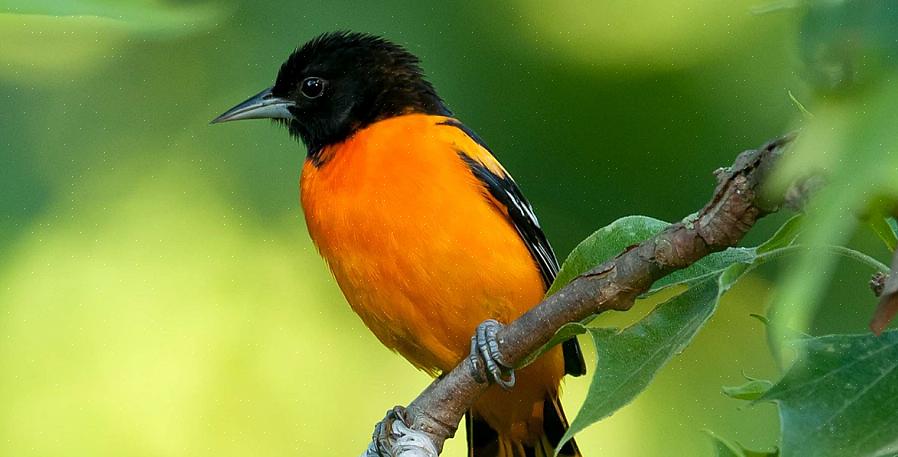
top-left (544, 396), bottom-right (580, 456)
top-left (445, 120), bottom-right (586, 377)
top-left (466, 411), bottom-right (500, 456)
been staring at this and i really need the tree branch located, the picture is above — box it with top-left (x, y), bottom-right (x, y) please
top-left (870, 246), bottom-right (898, 335)
top-left (369, 134), bottom-right (796, 454)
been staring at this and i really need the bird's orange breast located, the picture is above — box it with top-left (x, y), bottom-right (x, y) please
top-left (299, 114), bottom-right (549, 374)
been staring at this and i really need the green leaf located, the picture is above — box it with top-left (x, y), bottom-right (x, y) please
top-left (706, 430), bottom-right (779, 457)
top-left (550, 214), bottom-right (806, 300)
top-left (869, 215), bottom-right (898, 252)
top-left (890, 218), bottom-right (898, 239)
top-left (649, 214), bottom-right (805, 292)
top-left (546, 214), bottom-right (761, 299)
top-left (533, 214), bottom-right (805, 382)
top-left (649, 214), bottom-right (806, 293)
top-left (757, 215), bottom-right (804, 254)
top-left (538, 214), bottom-right (809, 448)
top-left (555, 214), bottom-right (804, 446)
top-left (650, 247), bottom-right (756, 293)
top-left (761, 330), bottom-right (898, 457)
top-left (540, 215), bottom-right (808, 449)
top-left (722, 379), bottom-right (774, 401)
top-left (532, 215), bottom-right (800, 381)
top-left (788, 90), bottom-right (814, 119)
top-left (547, 216), bottom-right (668, 296)
top-left (559, 277), bottom-right (723, 448)
top-left (515, 322), bottom-right (587, 369)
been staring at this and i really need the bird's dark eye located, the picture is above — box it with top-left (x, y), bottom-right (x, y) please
top-left (300, 77), bottom-right (325, 99)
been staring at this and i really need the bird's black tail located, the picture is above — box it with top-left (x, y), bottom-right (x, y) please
top-left (466, 395), bottom-right (581, 457)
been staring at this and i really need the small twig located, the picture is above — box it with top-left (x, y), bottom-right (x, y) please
top-left (870, 248), bottom-right (898, 335)
top-left (871, 272), bottom-right (888, 297)
top-left (364, 134), bottom-right (795, 454)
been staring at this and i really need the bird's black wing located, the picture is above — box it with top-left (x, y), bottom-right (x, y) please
top-left (440, 119), bottom-right (586, 377)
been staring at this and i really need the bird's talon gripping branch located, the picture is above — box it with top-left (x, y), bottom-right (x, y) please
top-left (364, 406), bottom-right (438, 457)
top-left (373, 407), bottom-right (399, 456)
top-left (468, 319), bottom-right (515, 390)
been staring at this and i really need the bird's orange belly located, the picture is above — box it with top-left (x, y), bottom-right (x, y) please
top-left (299, 139), bottom-right (546, 374)
top-left (298, 115), bottom-right (567, 440)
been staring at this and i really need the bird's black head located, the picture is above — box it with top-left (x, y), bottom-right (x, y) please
top-left (212, 32), bottom-right (450, 162)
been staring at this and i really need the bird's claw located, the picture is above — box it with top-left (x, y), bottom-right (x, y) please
top-left (371, 406), bottom-right (405, 456)
top-left (366, 406), bottom-right (438, 457)
top-left (468, 319), bottom-right (515, 390)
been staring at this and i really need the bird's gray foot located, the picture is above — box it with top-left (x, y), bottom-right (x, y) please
top-left (468, 319), bottom-right (515, 390)
top-left (364, 406), bottom-right (437, 457)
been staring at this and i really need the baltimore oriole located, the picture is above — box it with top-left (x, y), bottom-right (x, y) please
top-left (213, 32), bottom-right (585, 457)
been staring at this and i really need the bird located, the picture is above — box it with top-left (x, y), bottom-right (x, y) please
top-left (212, 31), bottom-right (585, 457)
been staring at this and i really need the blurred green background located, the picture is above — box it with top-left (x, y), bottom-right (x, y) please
top-left (3, 1), bottom-right (890, 456)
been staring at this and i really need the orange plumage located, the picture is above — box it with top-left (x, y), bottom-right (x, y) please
top-left (301, 114), bottom-right (574, 454)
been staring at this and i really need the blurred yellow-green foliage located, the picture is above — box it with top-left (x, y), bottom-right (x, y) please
top-left (3, 1), bottom-right (889, 456)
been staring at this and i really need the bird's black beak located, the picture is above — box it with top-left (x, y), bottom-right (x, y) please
top-left (211, 87), bottom-right (295, 124)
